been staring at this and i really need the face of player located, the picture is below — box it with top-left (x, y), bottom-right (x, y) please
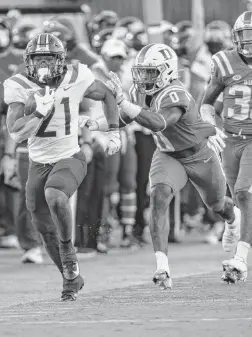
top-left (132, 66), bottom-right (159, 92)
top-left (32, 54), bottom-right (58, 82)
top-left (237, 28), bottom-right (252, 59)
top-left (105, 55), bottom-right (125, 73)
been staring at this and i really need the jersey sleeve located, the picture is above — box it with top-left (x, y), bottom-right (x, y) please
top-left (3, 77), bottom-right (26, 105)
top-left (76, 63), bottom-right (95, 98)
top-left (210, 51), bottom-right (233, 84)
top-left (157, 88), bottom-right (191, 113)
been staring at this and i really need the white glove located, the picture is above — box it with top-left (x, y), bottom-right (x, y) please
top-left (106, 71), bottom-right (125, 104)
top-left (208, 127), bottom-right (227, 153)
top-left (33, 86), bottom-right (55, 118)
top-left (105, 129), bottom-right (121, 156)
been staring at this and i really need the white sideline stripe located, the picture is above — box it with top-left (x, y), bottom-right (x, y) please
top-left (0, 317), bottom-right (251, 325)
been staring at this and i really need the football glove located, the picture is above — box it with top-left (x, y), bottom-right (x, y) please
top-left (105, 129), bottom-right (121, 156)
top-left (208, 127), bottom-right (227, 152)
top-left (106, 71), bottom-right (125, 105)
top-left (33, 86), bottom-right (55, 119)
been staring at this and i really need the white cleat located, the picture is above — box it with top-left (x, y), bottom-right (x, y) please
top-left (153, 269), bottom-right (172, 290)
top-left (222, 256), bottom-right (247, 284)
top-left (222, 206), bottom-right (240, 253)
top-left (21, 247), bottom-right (44, 264)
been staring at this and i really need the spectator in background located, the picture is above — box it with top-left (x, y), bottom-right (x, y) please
top-left (87, 10), bottom-right (119, 43)
top-left (75, 99), bottom-right (107, 255)
top-left (43, 16), bottom-right (100, 67)
top-left (0, 16), bottom-right (23, 76)
top-left (115, 17), bottom-right (156, 246)
top-left (87, 38), bottom-right (138, 249)
top-left (91, 28), bottom-right (114, 54)
top-left (8, 19), bottom-right (43, 261)
top-left (0, 17), bottom-right (22, 249)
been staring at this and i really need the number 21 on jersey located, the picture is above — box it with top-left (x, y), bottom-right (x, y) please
top-left (36, 97), bottom-right (71, 137)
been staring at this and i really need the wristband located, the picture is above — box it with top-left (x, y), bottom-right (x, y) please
top-left (33, 110), bottom-right (44, 119)
top-left (108, 124), bottom-right (119, 130)
top-left (119, 99), bottom-right (142, 119)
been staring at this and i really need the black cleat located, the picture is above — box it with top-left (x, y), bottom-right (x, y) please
top-left (60, 274), bottom-right (84, 302)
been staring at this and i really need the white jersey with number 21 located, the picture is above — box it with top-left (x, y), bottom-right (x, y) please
top-left (4, 63), bottom-right (94, 164)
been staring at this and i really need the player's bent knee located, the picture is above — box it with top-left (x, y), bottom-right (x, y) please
top-left (45, 187), bottom-right (69, 210)
top-left (150, 184), bottom-right (173, 211)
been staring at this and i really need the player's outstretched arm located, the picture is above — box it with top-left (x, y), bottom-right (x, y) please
top-left (6, 102), bottom-right (43, 143)
top-left (106, 71), bottom-right (183, 132)
top-left (84, 79), bottom-right (119, 129)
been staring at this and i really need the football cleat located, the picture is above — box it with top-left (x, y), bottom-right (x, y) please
top-left (60, 274), bottom-right (84, 302)
top-left (222, 206), bottom-right (240, 253)
top-left (222, 256), bottom-right (247, 284)
top-left (153, 269), bottom-right (172, 290)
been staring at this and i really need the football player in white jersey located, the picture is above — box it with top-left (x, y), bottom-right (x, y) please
top-left (3, 33), bottom-right (121, 301)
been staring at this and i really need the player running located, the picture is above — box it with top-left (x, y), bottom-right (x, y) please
top-left (201, 11), bottom-right (252, 284)
top-left (85, 43), bottom-right (240, 289)
top-left (3, 33), bottom-right (121, 301)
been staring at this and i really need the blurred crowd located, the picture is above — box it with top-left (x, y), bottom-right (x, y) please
top-left (0, 2), bottom-right (235, 264)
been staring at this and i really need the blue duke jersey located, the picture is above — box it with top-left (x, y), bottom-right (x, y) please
top-left (129, 80), bottom-right (215, 152)
top-left (4, 63), bottom-right (94, 163)
top-left (211, 49), bottom-right (252, 134)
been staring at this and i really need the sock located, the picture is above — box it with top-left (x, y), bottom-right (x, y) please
top-left (42, 237), bottom-right (63, 273)
top-left (120, 192), bottom-right (137, 238)
top-left (59, 239), bottom-right (77, 262)
top-left (235, 241), bottom-right (250, 263)
top-left (155, 251), bottom-right (169, 272)
top-left (59, 240), bottom-right (79, 280)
